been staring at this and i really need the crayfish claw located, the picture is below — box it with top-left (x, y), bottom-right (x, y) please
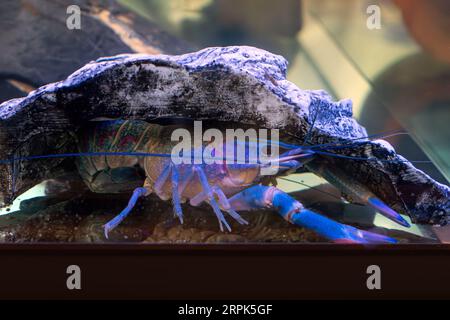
top-left (355, 228), bottom-right (398, 244)
top-left (306, 162), bottom-right (411, 228)
top-left (290, 208), bottom-right (398, 244)
top-left (227, 185), bottom-right (398, 244)
top-left (367, 197), bottom-right (410, 228)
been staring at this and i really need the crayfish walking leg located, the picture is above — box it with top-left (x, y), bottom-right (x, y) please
top-left (103, 186), bottom-right (148, 238)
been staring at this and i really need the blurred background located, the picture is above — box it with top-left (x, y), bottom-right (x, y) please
top-left (0, 0), bottom-right (449, 239)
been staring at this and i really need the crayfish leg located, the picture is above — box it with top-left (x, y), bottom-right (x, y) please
top-left (152, 162), bottom-right (189, 223)
top-left (193, 166), bottom-right (231, 232)
top-left (171, 165), bottom-right (183, 223)
top-left (103, 186), bottom-right (149, 239)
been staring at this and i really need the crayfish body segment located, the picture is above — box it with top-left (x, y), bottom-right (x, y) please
top-left (76, 120), bottom-right (403, 243)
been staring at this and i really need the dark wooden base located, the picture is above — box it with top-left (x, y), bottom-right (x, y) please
top-left (0, 243), bottom-right (449, 299)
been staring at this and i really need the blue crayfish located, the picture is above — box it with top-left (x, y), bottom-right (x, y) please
top-left (73, 119), bottom-right (411, 243)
